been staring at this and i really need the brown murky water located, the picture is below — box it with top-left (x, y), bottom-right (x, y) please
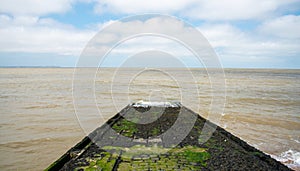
top-left (0, 68), bottom-right (299, 170)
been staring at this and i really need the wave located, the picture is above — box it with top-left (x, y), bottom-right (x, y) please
top-left (272, 149), bottom-right (300, 171)
top-left (24, 104), bottom-right (61, 109)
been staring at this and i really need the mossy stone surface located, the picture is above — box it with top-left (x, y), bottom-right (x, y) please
top-left (53, 105), bottom-right (291, 171)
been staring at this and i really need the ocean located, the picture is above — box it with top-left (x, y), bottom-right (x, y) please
top-left (0, 68), bottom-right (299, 170)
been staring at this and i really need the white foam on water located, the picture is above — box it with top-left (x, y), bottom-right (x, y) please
top-left (132, 100), bottom-right (181, 108)
top-left (272, 149), bottom-right (300, 170)
top-left (292, 138), bottom-right (300, 144)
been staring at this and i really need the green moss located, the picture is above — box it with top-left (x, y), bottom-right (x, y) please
top-left (84, 167), bottom-right (99, 171)
top-left (183, 150), bottom-right (210, 166)
top-left (111, 119), bottom-right (137, 137)
top-left (250, 151), bottom-right (264, 157)
top-left (103, 145), bottom-right (170, 159)
top-left (202, 138), bottom-right (224, 152)
top-left (170, 146), bottom-right (210, 167)
top-left (76, 145), bottom-right (210, 170)
top-left (75, 151), bottom-right (117, 171)
top-left (150, 127), bottom-right (160, 136)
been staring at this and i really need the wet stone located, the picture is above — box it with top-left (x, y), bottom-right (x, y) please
top-left (49, 104), bottom-right (292, 171)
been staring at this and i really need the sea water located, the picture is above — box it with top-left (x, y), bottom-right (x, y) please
top-left (0, 68), bottom-right (299, 170)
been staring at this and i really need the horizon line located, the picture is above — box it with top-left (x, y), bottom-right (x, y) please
top-left (0, 66), bottom-right (299, 70)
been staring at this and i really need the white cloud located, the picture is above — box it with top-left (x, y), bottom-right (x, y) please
top-left (76, 16), bottom-right (299, 68)
top-left (0, 0), bottom-right (74, 16)
top-left (75, 16), bottom-right (223, 67)
top-left (0, 11), bottom-right (298, 68)
top-left (184, 0), bottom-right (295, 20)
top-left (94, 0), bottom-right (299, 20)
top-left (2, 0), bottom-right (295, 22)
top-left (198, 24), bottom-right (246, 47)
top-left (0, 15), bottom-right (95, 56)
top-left (197, 22), bottom-right (300, 67)
top-left (94, 0), bottom-right (196, 14)
top-left (258, 15), bottom-right (300, 38)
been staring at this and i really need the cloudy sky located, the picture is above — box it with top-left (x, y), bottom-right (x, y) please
top-left (0, 0), bottom-right (299, 68)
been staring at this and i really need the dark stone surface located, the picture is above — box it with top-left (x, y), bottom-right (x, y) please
top-left (47, 105), bottom-right (292, 171)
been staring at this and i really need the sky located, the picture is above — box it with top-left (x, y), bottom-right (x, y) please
top-left (0, 0), bottom-right (299, 68)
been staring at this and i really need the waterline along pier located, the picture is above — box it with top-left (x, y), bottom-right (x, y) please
top-left (46, 102), bottom-right (291, 171)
